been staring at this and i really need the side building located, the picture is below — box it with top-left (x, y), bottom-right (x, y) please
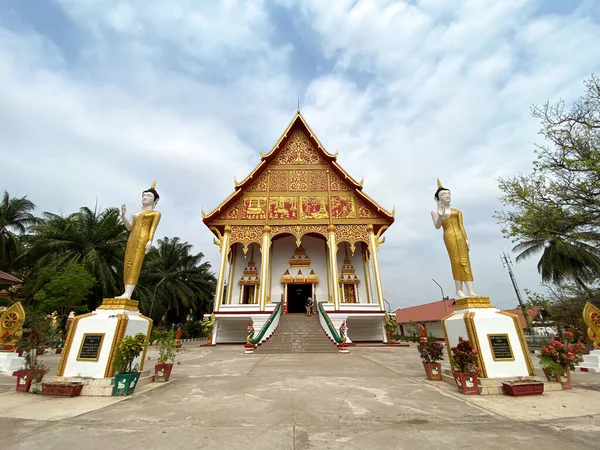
top-left (202, 110), bottom-right (395, 347)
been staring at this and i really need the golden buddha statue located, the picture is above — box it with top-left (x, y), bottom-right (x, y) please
top-left (430, 179), bottom-right (477, 299)
top-left (0, 301), bottom-right (25, 351)
top-left (116, 181), bottom-right (162, 299)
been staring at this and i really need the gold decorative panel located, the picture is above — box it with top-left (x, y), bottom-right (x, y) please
top-left (273, 130), bottom-right (327, 165)
top-left (330, 171), bottom-right (353, 191)
top-left (309, 170), bottom-right (328, 191)
top-left (241, 197), bottom-right (266, 220)
top-left (271, 224), bottom-right (328, 246)
top-left (220, 201), bottom-right (241, 220)
top-left (290, 170), bottom-right (309, 191)
top-left (330, 195), bottom-right (356, 219)
top-left (334, 224), bottom-right (369, 253)
top-left (268, 197), bottom-right (298, 220)
top-left (246, 173), bottom-right (268, 192)
top-left (229, 225), bottom-right (263, 254)
top-left (356, 200), bottom-right (379, 219)
top-left (269, 170), bottom-right (288, 191)
top-left (300, 196), bottom-right (329, 220)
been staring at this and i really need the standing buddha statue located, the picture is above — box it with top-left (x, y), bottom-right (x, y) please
top-left (116, 180), bottom-right (162, 300)
top-left (430, 179), bottom-right (477, 299)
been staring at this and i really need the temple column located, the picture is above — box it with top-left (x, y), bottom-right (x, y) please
top-left (327, 225), bottom-right (341, 310)
top-left (367, 225), bottom-right (385, 311)
top-left (213, 225), bottom-right (231, 312)
top-left (258, 225), bottom-right (271, 311)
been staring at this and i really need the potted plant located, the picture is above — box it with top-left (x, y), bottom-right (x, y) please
top-left (539, 338), bottom-right (585, 390)
top-left (13, 309), bottom-right (51, 393)
top-left (501, 377), bottom-right (544, 397)
top-left (417, 340), bottom-right (444, 381)
top-left (450, 336), bottom-right (479, 395)
top-left (112, 333), bottom-right (147, 396)
top-left (155, 330), bottom-right (183, 382)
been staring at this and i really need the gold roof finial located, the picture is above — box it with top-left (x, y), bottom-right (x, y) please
top-left (359, 176), bottom-right (364, 187)
top-left (436, 178), bottom-right (443, 189)
top-left (151, 179), bottom-right (157, 190)
top-left (234, 176), bottom-right (239, 186)
top-left (297, 97), bottom-right (300, 113)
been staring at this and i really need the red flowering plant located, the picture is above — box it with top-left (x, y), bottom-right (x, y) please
top-left (450, 337), bottom-right (479, 374)
top-left (562, 331), bottom-right (574, 343)
top-left (540, 339), bottom-right (586, 373)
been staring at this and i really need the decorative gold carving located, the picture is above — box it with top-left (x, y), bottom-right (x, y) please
top-left (300, 196), bottom-right (329, 220)
top-left (271, 225), bottom-right (328, 247)
top-left (454, 296), bottom-right (494, 310)
top-left (357, 199), bottom-right (380, 219)
top-left (201, 208), bottom-right (207, 218)
top-left (219, 201), bottom-right (241, 220)
top-left (138, 314), bottom-right (153, 372)
top-left (239, 246), bottom-right (260, 286)
top-left (329, 171), bottom-right (353, 191)
top-left (104, 313), bottom-right (129, 377)
top-left (463, 312), bottom-right (488, 378)
top-left (229, 225), bottom-right (263, 254)
top-left (339, 244), bottom-right (360, 285)
top-left (290, 170), bottom-right (309, 191)
top-left (289, 246), bottom-right (311, 267)
top-left (330, 194), bottom-right (356, 219)
top-left (241, 197), bottom-right (266, 220)
top-left (583, 302), bottom-right (600, 349)
top-left (308, 169), bottom-right (328, 191)
top-left (0, 301), bottom-right (25, 350)
top-left (97, 298), bottom-right (140, 311)
top-left (498, 311), bottom-right (535, 375)
top-left (57, 312), bottom-right (94, 376)
top-left (268, 197), bottom-right (298, 220)
top-left (269, 170), bottom-right (288, 191)
top-left (273, 130), bottom-right (326, 165)
top-left (334, 224), bottom-right (369, 254)
top-left (247, 172), bottom-right (268, 192)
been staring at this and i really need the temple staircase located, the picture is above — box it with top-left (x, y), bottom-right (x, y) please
top-left (254, 314), bottom-right (337, 353)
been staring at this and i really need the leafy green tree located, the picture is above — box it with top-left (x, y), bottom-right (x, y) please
top-left (0, 190), bottom-right (41, 271)
top-left (496, 75), bottom-right (600, 290)
top-left (523, 289), bottom-right (550, 308)
top-left (137, 236), bottom-right (216, 324)
top-left (24, 206), bottom-right (126, 307)
top-left (34, 263), bottom-right (96, 317)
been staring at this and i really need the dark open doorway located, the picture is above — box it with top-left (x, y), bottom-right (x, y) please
top-left (287, 284), bottom-right (312, 314)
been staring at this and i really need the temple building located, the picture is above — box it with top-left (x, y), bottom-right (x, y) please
top-left (202, 110), bottom-right (394, 348)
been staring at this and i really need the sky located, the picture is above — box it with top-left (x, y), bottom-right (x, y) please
top-left (1, 0), bottom-right (600, 311)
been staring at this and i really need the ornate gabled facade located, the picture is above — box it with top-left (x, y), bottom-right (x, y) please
top-left (203, 110), bottom-right (394, 344)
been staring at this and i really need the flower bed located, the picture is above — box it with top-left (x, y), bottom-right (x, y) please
top-left (502, 378), bottom-right (544, 397)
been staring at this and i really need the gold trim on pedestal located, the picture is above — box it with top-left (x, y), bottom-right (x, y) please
top-left (97, 298), bottom-right (140, 311)
top-left (441, 313), bottom-right (455, 367)
top-left (56, 312), bottom-right (94, 376)
top-left (455, 296), bottom-right (494, 310)
top-left (498, 311), bottom-right (535, 375)
top-left (138, 314), bottom-right (153, 372)
top-left (104, 313), bottom-right (129, 378)
top-left (463, 312), bottom-right (488, 378)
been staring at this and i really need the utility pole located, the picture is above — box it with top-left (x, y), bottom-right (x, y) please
top-left (500, 252), bottom-right (532, 335)
top-left (432, 278), bottom-right (448, 315)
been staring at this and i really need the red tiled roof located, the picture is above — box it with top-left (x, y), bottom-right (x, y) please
top-left (502, 306), bottom-right (545, 329)
top-left (394, 299), bottom-right (456, 323)
top-left (0, 271), bottom-right (22, 285)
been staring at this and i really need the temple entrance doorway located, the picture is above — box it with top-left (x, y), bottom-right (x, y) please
top-left (286, 284), bottom-right (312, 314)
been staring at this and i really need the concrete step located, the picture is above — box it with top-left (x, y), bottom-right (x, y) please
top-left (255, 315), bottom-right (337, 354)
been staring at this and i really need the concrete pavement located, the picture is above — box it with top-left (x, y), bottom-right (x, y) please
top-left (0, 343), bottom-right (599, 449)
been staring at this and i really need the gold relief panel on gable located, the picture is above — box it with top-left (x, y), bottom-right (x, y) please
top-left (330, 195), bottom-right (356, 219)
top-left (309, 170), bottom-right (328, 191)
top-left (220, 201), bottom-right (241, 220)
top-left (246, 172), bottom-right (268, 192)
top-left (290, 170), bottom-right (308, 191)
top-left (300, 196), bottom-right (329, 220)
top-left (268, 197), bottom-right (298, 220)
top-left (241, 197), bottom-right (266, 220)
top-left (269, 170), bottom-right (288, 191)
top-left (356, 200), bottom-right (380, 219)
top-left (273, 130), bottom-right (326, 165)
top-left (330, 172), bottom-right (353, 192)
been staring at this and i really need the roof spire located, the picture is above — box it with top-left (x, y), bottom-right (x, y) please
top-left (297, 97), bottom-right (300, 113)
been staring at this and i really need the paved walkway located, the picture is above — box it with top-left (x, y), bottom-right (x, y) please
top-left (1, 344), bottom-right (599, 449)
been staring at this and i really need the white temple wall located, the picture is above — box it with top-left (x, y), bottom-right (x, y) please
top-left (337, 241), bottom-right (368, 304)
top-left (229, 242), bottom-right (261, 304)
top-left (269, 235), bottom-right (328, 303)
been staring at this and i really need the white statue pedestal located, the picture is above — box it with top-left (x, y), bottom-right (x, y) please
top-left (57, 299), bottom-right (152, 378)
top-left (442, 297), bottom-right (534, 378)
top-left (0, 352), bottom-right (25, 373)
top-left (577, 350), bottom-right (600, 373)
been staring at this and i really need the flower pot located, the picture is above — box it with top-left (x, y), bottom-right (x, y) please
top-left (502, 382), bottom-right (544, 397)
top-left (155, 363), bottom-right (174, 382)
top-left (14, 369), bottom-right (46, 393)
top-left (452, 371), bottom-right (479, 395)
top-left (42, 382), bottom-right (83, 397)
top-left (423, 362), bottom-right (442, 381)
top-left (542, 368), bottom-right (571, 390)
top-left (113, 372), bottom-right (141, 396)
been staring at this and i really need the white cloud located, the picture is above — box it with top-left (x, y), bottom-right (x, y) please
top-left (1, 1), bottom-right (599, 309)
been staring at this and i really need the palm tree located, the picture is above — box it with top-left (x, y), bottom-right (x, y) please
top-left (0, 190), bottom-right (41, 271)
top-left (137, 236), bottom-right (216, 325)
top-left (513, 236), bottom-right (600, 293)
top-left (23, 206), bottom-right (127, 306)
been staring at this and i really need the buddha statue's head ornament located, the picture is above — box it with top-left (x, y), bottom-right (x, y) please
top-left (143, 179), bottom-right (160, 205)
top-left (434, 178), bottom-right (450, 201)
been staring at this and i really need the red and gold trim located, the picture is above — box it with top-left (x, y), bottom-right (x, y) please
top-left (463, 312), bottom-right (488, 378)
